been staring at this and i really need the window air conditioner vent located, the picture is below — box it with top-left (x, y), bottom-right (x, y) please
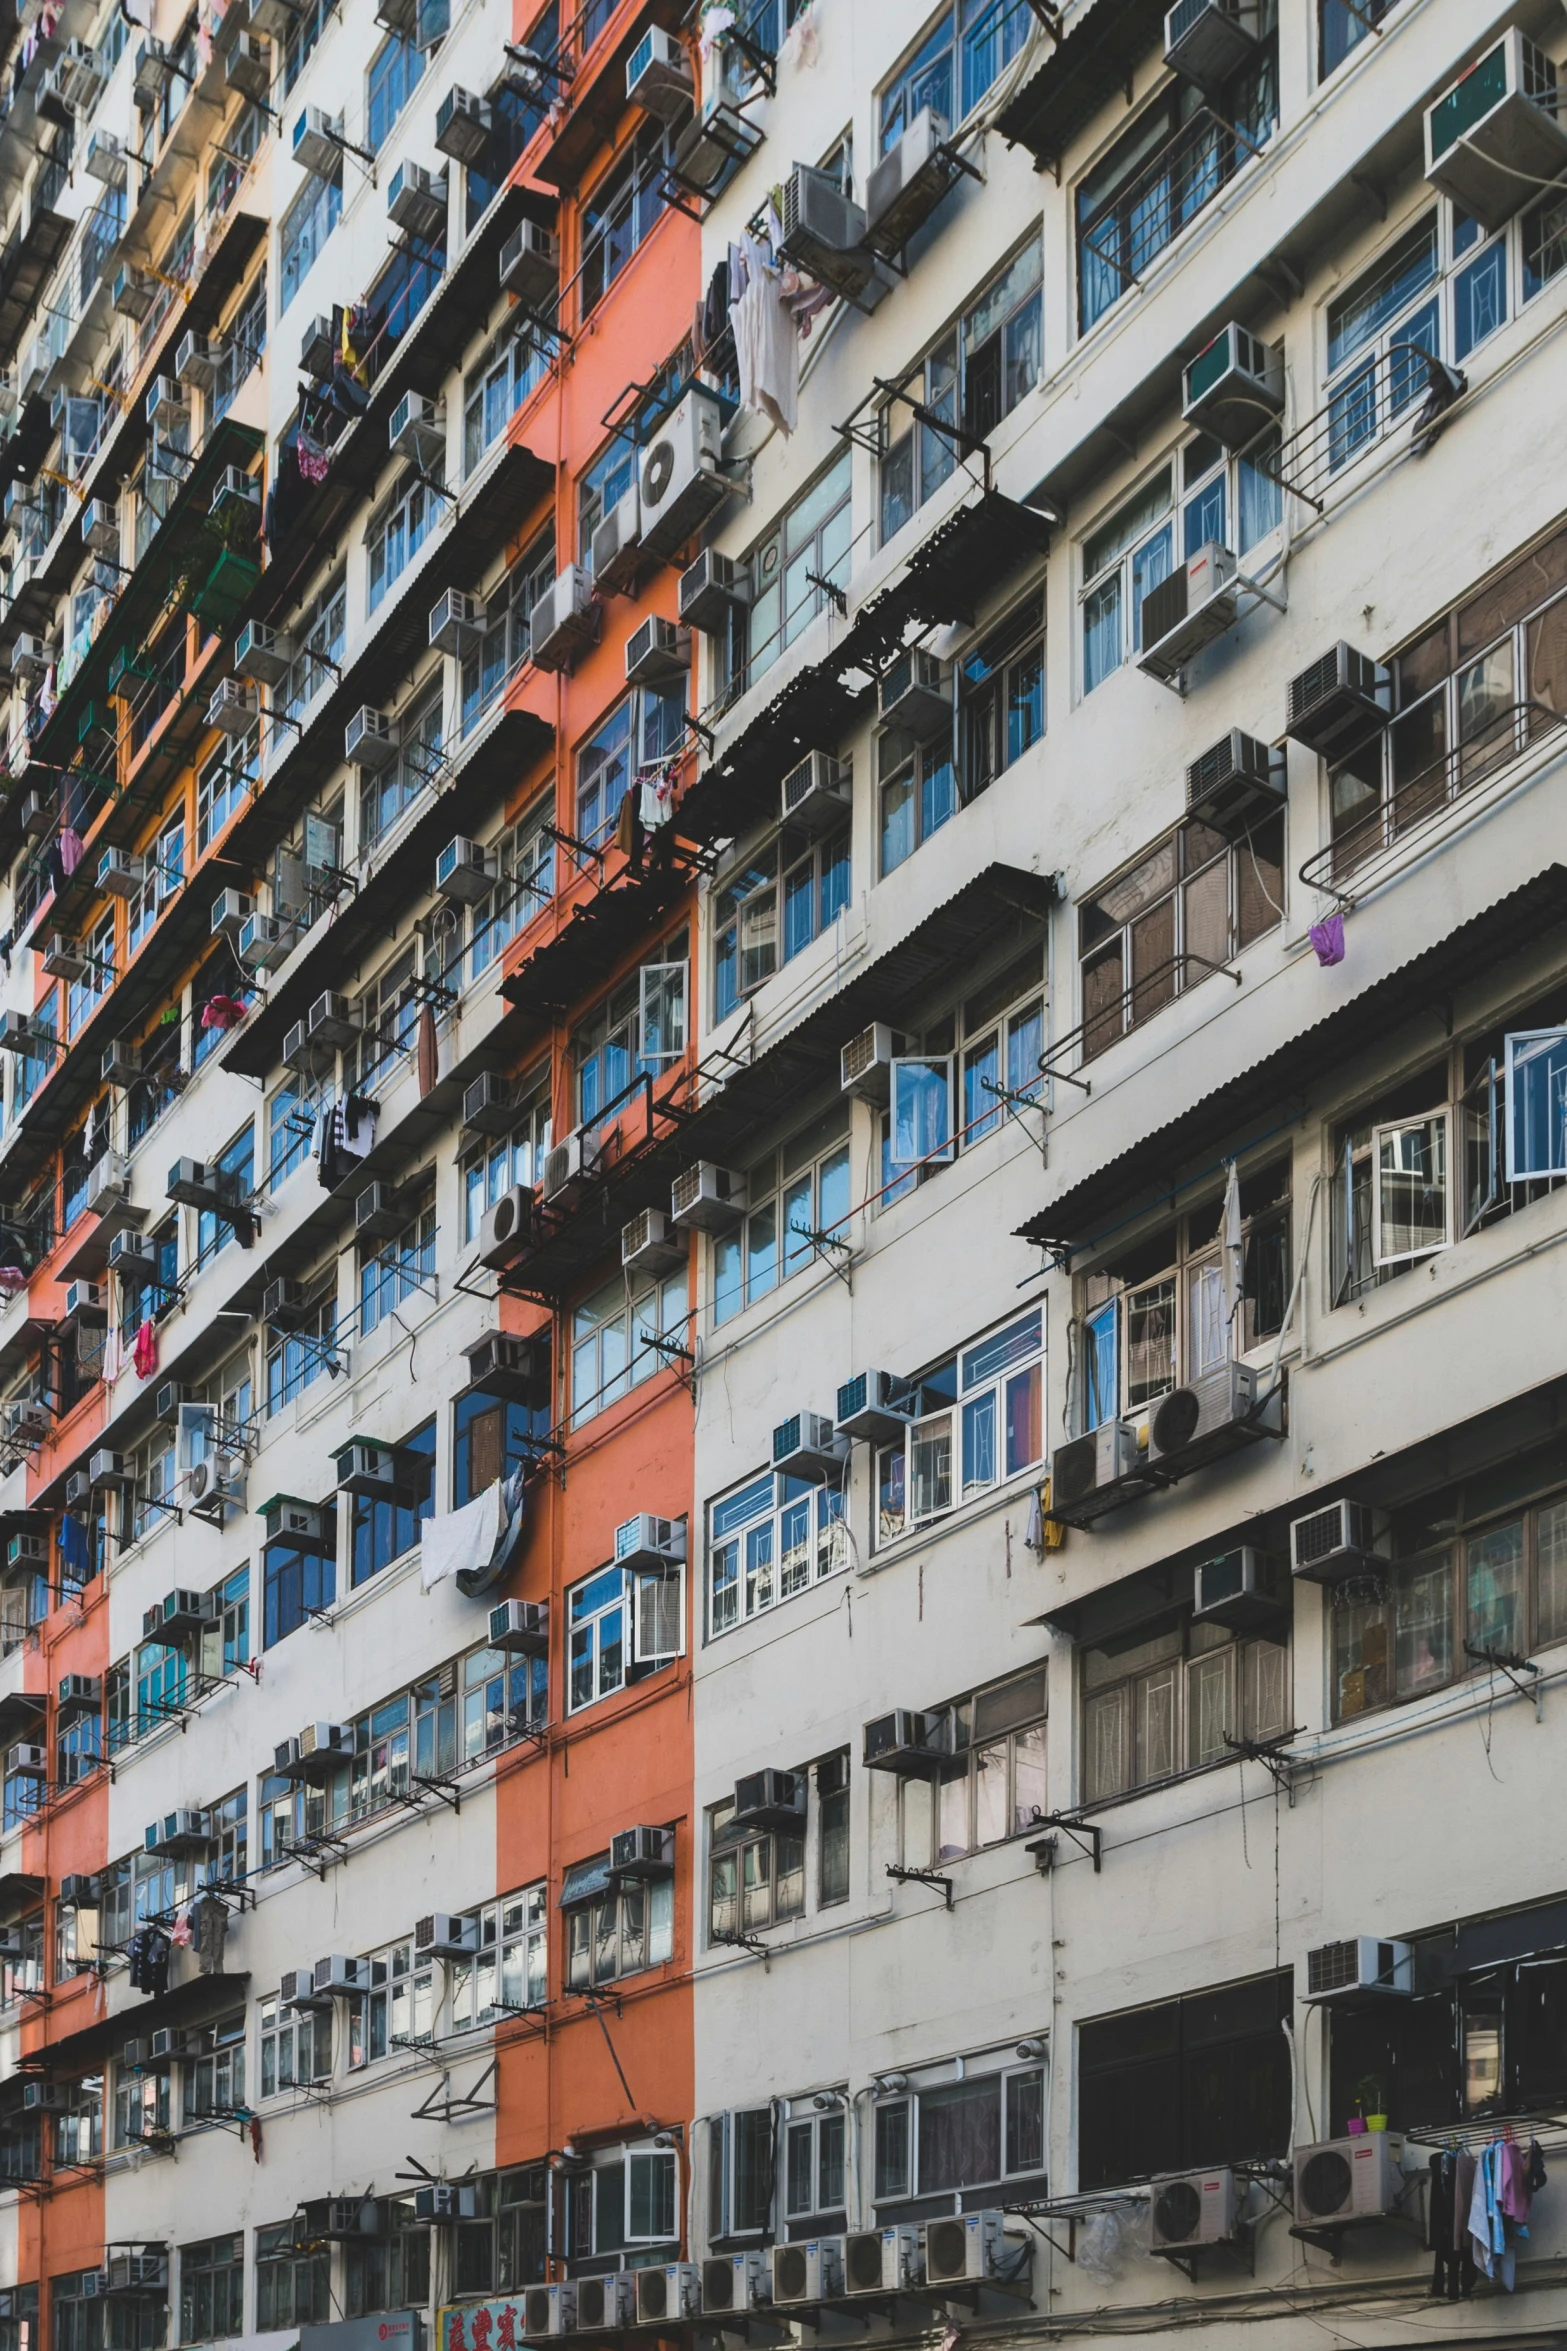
top-left (1138, 542), bottom-right (1241, 683)
top-left (1285, 644), bottom-right (1391, 760)
top-left (679, 548), bottom-right (750, 633)
top-left (1425, 29), bottom-right (1567, 233)
top-left (498, 218), bottom-right (559, 311)
top-left (782, 750), bottom-right (851, 833)
top-left (732, 1768), bottom-right (805, 1831)
top-left (613, 1513), bottom-right (686, 1570)
top-left (609, 1823), bottom-right (674, 1879)
top-left (835, 1369), bottom-right (916, 1441)
top-left (1192, 1546), bottom-right (1286, 1630)
top-left (776, 164), bottom-right (890, 312)
top-left (1301, 1937), bottom-right (1412, 2003)
top-left (434, 84), bottom-right (492, 165)
top-left (771, 1411), bottom-right (847, 1481)
top-left (840, 1022), bottom-right (896, 1104)
top-left (861, 1708), bottom-right (952, 1776)
top-left (864, 106), bottom-right (958, 256)
top-left (1288, 1498), bottom-right (1382, 1585)
top-left (428, 589), bottom-right (486, 657)
top-left (1181, 320), bottom-right (1284, 445)
top-left (462, 1072), bottom-right (516, 1134)
top-left (624, 614), bottom-right (689, 686)
top-left (1164, 0), bottom-right (1258, 95)
top-left (528, 568), bottom-right (596, 673)
top-left (621, 1207), bottom-right (686, 1275)
top-left (669, 1161), bottom-right (746, 1232)
top-left (626, 25), bottom-right (693, 122)
top-left (1185, 728), bottom-right (1287, 834)
top-left (488, 1598), bottom-right (548, 1655)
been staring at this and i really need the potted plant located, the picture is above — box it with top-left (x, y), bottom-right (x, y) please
top-left (1353, 2074), bottom-right (1388, 2132)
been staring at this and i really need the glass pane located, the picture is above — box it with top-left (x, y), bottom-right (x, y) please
top-left (974, 1740), bottom-right (1008, 1845)
top-left (1188, 1256), bottom-right (1228, 1380)
top-left (1375, 1116), bottom-right (1448, 1261)
top-left (1333, 1596), bottom-right (1389, 1719)
top-left (1084, 1685), bottom-right (1128, 1800)
top-left (911, 1416), bottom-right (952, 1520)
top-left (1125, 1277), bottom-right (1176, 1407)
top-left (962, 1392), bottom-right (996, 1495)
top-left (1003, 1363), bottom-right (1041, 1475)
top-left (937, 1769), bottom-right (968, 1862)
top-left (891, 1059), bottom-right (953, 1166)
top-left (1537, 1498), bottom-right (1567, 1646)
top-left (1466, 1520), bottom-right (1524, 1657)
top-left (1507, 1030), bottom-right (1567, 1179)
top-left (1135, 1664), bottom-right (1177, 1785)
top-left (1012, 1722), bottom-right (1047, 1833)
top-left (1187, 1647), bottom-right (1232, 1767)
top-left (1394, 1556), bottom-right (1453, 1695)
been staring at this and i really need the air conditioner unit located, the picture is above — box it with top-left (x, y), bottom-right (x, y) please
top-left (5, 1742), bottom-right (45, 1776)
top-left (238, 913), bottom-right (290, 973)
top-left (638, 387), bottom-right (727, 560)
top-left (64, 1474), bottom-right (91, 1508)
top-left (1145, 1359), bottom-right (1282, 1475)
top-left (864, 105), bottom-right (957, 256)
top-left (212, 466), bottom-right (260, 521)
top-left (225, 29), bottom-right (273, 99)
top-left (345, 705), bottom-right (398, 769)
top-left (862, 1708), bottom-right (952, 1776)
top-left (610, 1823), bottom-right (674, 1880)
top-left (670, 37), bottom-right (753, 187)
top-left (88, 129), bottom-right (129, 187)
top-left (88, 1447), bottom-right (130, 1489)
top-left (387, 158), bottom-right (448, 240)
top-left (1289, 1498), bottom-right (1382, 1586)
top-left (679, 547), bottom-right (750, 633)
top-left (498, 217), bottom-right (559, 310)
top-left (354, 1184), bottom-right (404, 1244)
top-left (840, 1022), bottom-right (896, 1104)
top-left (101, 1038), bottom-right (141, 1087)
top-left (1293, 2132), bottom-right (1407, 2223)
top-left (280, 1966), bottom-right (323, 2007)
top-left (263, 1278), bottom-right (310, 1329)
top-left (335, 1440), bottom-right (402, 1501)
top-left (209, 889), bottom-right (254, 947)
top-left (465, 1330), bottom-right (547, 1401)
top-left (83, 498), bottom-right (118, 556)
top-left (479, 1184), bottom-right (535, 1271)
top-left (302, 2197), bottom-right (387, 2240)
top-left (97, 847), bottom-right (145, 898)
top-left (133, 35), bottom-right (172, 103)
top-left (1302, 1937), bottom-right (1413, 2004)
top-left (48, 36), bottom-right (106, 110)
top-left (835, 1369), bottom-right (916, 1441)
top-left (389, 388), bottom-right (444, 469)
top-left (702, 2251), bottom-right (772, 2316)
top-left (429, 588), bottom-right (485, 657)
top-left (543, 1131), bottom-right (589, 1204)
top-left (1149, 2169), bottom-right (1239, 2251)
top-left (1182, 320), bottom-right (1284, 446)
top-left (19, 789), bottom-right (49, 835)
top-left (529, 567), bottom-right (597, 672)
top-left (6, 1525), bottom-right (46, 1557)
top-left (773, 1411), bottom-right (848, 1480)
top-left (782, 750), bottom-right (852, 832)
top-left (0, 1010), bottom-right (49, 1057)
top-left (1164, 0), bottom-right (1259, 84)
top-left (299, 311), bottom-right (338, 381)
top-left (522, 2284), bottom-right (576, 2337)
top-left (167, 1157), bottom-right (229, 1212)
top-left (669, 1162), bottom-right (745, 1233)
top-left (778, 165), bottom-right (891, 311)
top-left (574, 2274), bottom-right (637, 2330)
top-left (771, 2238), bottom-right (844, 2305)
top-left (733, 1767), bottom-right (804, 1832)
top-left (636, 2267), bottom-right (700, 2326)
top-left (110, 1230), bottom-right (162, 1284)
top-left (1425, 29), bottom-right (1567, 232)
top-left (314, 1954), bottom-right (364, 1995)
top-left (21, 2080), bottom-right (65, 2108)
top-left (923, 2210), bottom-right (1009, 2283)
top-left (282, 1021), bottom-right (320, 1073)
top-left (12, 633), bottom-right (48, 680)
top-left (844, 2224), bottom-right (923, 2294)
top-left (109, 260), bottom-right (157, 327)
top-left (621, 1206), bottom-right (686, 1275)
top-left (293, 105), bottom-right (343, 178)
top-left (436, 835), bottom-right (496, 902)
top-left (489, 1598), bottom-right (549, 1655)
top-left (415, 1911), bottom-right (479, 1957)
top-left (145, 1808), bottom-right (212, 1854)
top-left (1286, 643), bottom-right (1391, 760)
top-left (146, 376), bottom-right (189, 434)
top-left (414, 2181), bottom-right (481, 2220)
top-left (591, 486), bottom-right (642, 596)
top-left (286, 1722), bottom-right (352, 1778)
top-left (155, 1380), bottom-right (189, 1422)
top-left (235, 619), bottom-right (290, 685)
top-left (63, 1282), bottom-right (107, 1331)
top-left (614, 1513), bottom-right (686, 1570)
top-left (627, 24), bottom-right (693, 120)
top-left (463, 1073), bottom-right (516, 1134)
top-left (1186, 728), bottom-right (1287, 835)
top-left (309, 991), bottom-right (360, 1048)
top-left (434, 83), bottom-right (492, 164)
top-left (152, 1588), bottom-right (209, 1638)
top-left (1138, 541), bottom-right (1241, 682)
top-left (1047, 1420), bottom-right (1145, 1525)
top-left (59, 1872), bottom-right (100, 1904)
top-left (1193, 1546), bottom-right (1287, 1630)
top-left (57, 1673), bottom-right (100, 1717)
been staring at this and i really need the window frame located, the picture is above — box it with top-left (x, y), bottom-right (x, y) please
top-left (874, 1307), bottom-right (1045, 1547)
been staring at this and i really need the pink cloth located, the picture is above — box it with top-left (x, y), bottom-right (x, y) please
top-left (133, 1320), bottom-right (158, 1379)
top-left (200, 994), bottom-right (246, 1030)
top-left (58, 827), bottom-right (84, 876)
top-left (1499, 2138), bottom-right (1531, 2225)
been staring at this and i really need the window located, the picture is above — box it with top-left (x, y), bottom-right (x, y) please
top-left (265, 1276), bottom-right (336, 1413)
top-left (570, 1269), bottom-right (687, 1426)
top-left (578, 436), bottom-right (638, 562)
top-left (878, 948), bottom-right (1045, 1202)
top-left (873, 2052), bottom-right (1047, 2209)
top-left (267, 1078), bottom-right (316, 1190)
top-left (1327, 515), bottom-right (1567, 885)
top-left (255, 2224), bottom-right (328, 2330)
top-left (714, 827), bottom-right (850, 1021)
top-left (1080, 436), bottom-right (1281, 695)
top-left (454, 1389), bottom-right (553, 1507)
top-left (464, 803), bottom-right (555, 978)
top-left (879, 0), bottom-right (1030, 147)
top-left (875, 1309), bottom-right (1043, 1543)
top-left (1077, 813), bottom-right (1283, 1059)
top-left (817, 1753), bottom-right (850, 1904)
top-left (708, 1794), bottom-right (803, 1940)
top-left (180, 2237), bottom-right (242, 2341)
top-left (562, 2145), bottom-right (677, 2262)
top-left (280, 167), bottom-right (341, 311)
top-left (1077, 43), bottom-right (1277, 334)
top-left (206, 1563), bottom-right (251, 1678)
top-left (1083, 1615), bottom-right (1287, 1798)
top-left (197, 723), bottom-right (257, 849)
top-left (877, 711), bottom-right (955, 877)
top-left (566, 1554), bottom-right (682, 1711)
top-left (880, 241), bottom-right (1041, 542)
top-left (131, 1434), bottom-right (177, 1547)
top-left (54, 2078), bottom-right (103, 2169)
top-left (449, 1884), bottom-right (548, 2029)
top-left (367, 31), bottom-right (423, 149)
top-left (195, 1123), bottom-right (254, 1267)
top-left (127, 1017), bottom-right (186, 1148)
top-left (353, 944), bottom-right (420, 1094)
top-left (576, 686), bottom-right (685, 846)
top-left (349, 1421), bottom-right (434, 1585)
top-left (714, 1110), bottom-right (851, 1325)
top-left (262, 1505), bottom-right (337, 1647)
top-left (743, 452), bottom-right (851, 691)
top-left (1081, 1164), bottom-right (1289, 1428)
top-left (259, 1988), bottom-right (330, 2092)
top-left (275, 573), bottom-right (346, 726)
top-left (353, 1941), bottom-right (434, 2060)
top-left (957, 595), bottom-right (1044, 802)
top-left (345, 2202), bottom-right (430, 2317)
top-left (368, 469), bottom-right (445, 615)
top-left (783, 2099), bottom-right (846, 2226)
top-left (461, 1092), bottom-right (551, 1242)
top-left (563, 1860), bottom-right (675, 1987)
top-left (578, 124), bottom-right (667, 318)
top-left (56, 2271), bottom-right (163, 2351)
top-left (359, 1181), bottom-right (434, 1337)
top-left (465, 332), bottom-right (550, 475)
top-left (708, 2107), bottom-right (774, 2240)
top-left (899, 1667), bottom-right (1047, 1863)
top-left (211, 267), bottom-right (266, 425)
top-left (707, 1473), bottom-right (847, 1637)
top-left (1319, 0), bottom-right (1389, 76)
top-left (114, 2061), bottom-right (172, 2150)
top-left (207, 99), bottom-right (261, 222)
top-left (128, 812), bottom-right (185, 953)
top-left (1078, 1972), bottom-right (1292, 2188)
top-left (67, 914), bottom-right (114, 1038)
top-left (460, 536), bottom-right (555, 727)
top-left (573, 936), bottom-right (688, 1136)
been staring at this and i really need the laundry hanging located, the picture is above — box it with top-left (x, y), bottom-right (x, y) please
top-left (132, 1320), bottom-right (158, 1379)
top-left (731, 262), bottom-right (799, 436)
top-left (419, 1479), bottom-right (504, 1593)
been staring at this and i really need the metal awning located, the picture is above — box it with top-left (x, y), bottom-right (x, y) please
top-left (1018, 862), bottom-right (1567, 1255)
top-left (19, 1970), bottom-right (250, 2074)
top-left (532, 0), bottom-right (688, 190)
top-left (501, 861), bottom-right (694, 1018)
top-left (994, 0), bottom-right (1167, 170)
top-left (0, 1869), bottom-right (42, 1921)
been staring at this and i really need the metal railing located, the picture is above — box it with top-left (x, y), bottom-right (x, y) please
top-left (1300, 700), bottom-right (1567, 901)
top-left (1039, 950), bottom-right (1244, 1084)
top-left (1258, 339), bottom-right (1465, 515)
top-left (1078, 101), bottom-right (1273, 330)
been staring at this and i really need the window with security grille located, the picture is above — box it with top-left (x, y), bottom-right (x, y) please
top-left (1077, 1972), bottom-right (1292, 2189)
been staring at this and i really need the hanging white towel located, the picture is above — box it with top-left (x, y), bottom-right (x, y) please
top-left (419, 1479), bottom-right (502, 1593)
top-left (731, 269), bottom-right (799, 436)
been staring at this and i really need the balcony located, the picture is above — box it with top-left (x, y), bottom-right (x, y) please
top-left (499, 842), bottom-right (701, 1023)
top-left (530, 0), bottom-right (688, 192)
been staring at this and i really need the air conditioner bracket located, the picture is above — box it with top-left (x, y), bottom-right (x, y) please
top-left (1222, 1725), bottom-right (1307, 1804)
top-left (1464, 1642), bottom-right (1543, 1720)
top-left (885, 1862), bottom-right (954, 1910)
top-left (1288, 2207), bottom-right (1424, 2264)
top-left (410, 1772), bottom-right (461, 1816)
top-left (1027, 1814), bottom-right (1101, 1871)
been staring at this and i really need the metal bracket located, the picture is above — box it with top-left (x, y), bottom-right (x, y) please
top-left (1030, 1814), bottom-right (1102, 1871)
top-left (411, 1773), bottom-right (461, 1816)
top-left (1465, 1643), bottom-right (1543, 1720)
top-left (711, 1929), bottom-right (770, 1959)
top-left (885, 1862), bottom-right (954, 1911)
top-left (1223, 1726), bottom-right (1307, 1803)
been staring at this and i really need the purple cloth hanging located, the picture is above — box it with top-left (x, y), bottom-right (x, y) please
top-left (1309, 912), bottom-right (1345, 967)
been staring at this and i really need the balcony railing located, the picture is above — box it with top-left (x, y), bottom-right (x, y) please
top-left (1300, 701), bottom-right (1567, 901)
top-left (1041, 951), bottom-right (1244, 1083)
top-left (1259, 340), bottom-right (1466, 515)
top-left (1078, 101), bottom-right (1273, 332)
